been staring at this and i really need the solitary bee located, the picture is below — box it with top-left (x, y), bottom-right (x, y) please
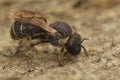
top-left (10, 10), bottom-right (88, 65)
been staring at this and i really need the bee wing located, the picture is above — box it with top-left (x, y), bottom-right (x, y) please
top-left (10, 10), bottom-right (57, 34)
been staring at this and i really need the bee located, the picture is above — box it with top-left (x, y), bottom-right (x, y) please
top-left (10, 10), bottom-right (88, 66)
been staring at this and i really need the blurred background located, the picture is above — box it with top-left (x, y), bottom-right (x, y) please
top-left (0, 0), bottom-right (120, 44)
top-left (0, 0), bottom-right (120, 80)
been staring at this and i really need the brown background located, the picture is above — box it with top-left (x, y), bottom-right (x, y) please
top-left (0, 0), bottom-right (120, 80)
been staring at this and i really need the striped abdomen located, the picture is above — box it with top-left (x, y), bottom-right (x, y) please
top-left (10, 21), bottom-right (46, 40)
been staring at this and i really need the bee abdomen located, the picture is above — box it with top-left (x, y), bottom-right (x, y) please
top-left (10, 21), bottom-right (22, 39)
top-left (10, 21), bottom-right (44, 40)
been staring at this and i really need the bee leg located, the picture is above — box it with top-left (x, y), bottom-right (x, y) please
top-left (58, 45), bottom-right (65, 66)
top-left (16, 38), bottom-right (32, 52)
top-left (16, 40), bottom-right (26, 54)
top-left (30, 41), bottom-right (42, 47)
top-left (26, 36), bottom-right (31, 40)
top-left (15, 39), bottom-right (34, 63)
top-left (58, 53), bottom-right (64, 66)
top-left (30, 39), bottom-right (50, 47)
top-left (81, 45), bottom-right (88, 56)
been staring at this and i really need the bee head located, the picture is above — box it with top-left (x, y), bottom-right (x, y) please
top-left (65, 32), bottom-right (88, 56)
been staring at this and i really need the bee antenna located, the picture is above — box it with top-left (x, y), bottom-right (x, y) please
top-left (81, 45), bottom-right (88, 56)
top-left (81, 38), bottom-right (89, 56)
top-left (81, 38), bottom-right (89, 44)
